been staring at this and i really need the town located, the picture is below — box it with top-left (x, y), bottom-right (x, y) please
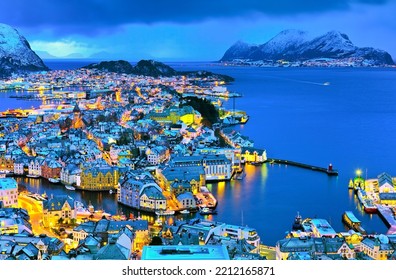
top-left (1, 63), bottom-right (396, 260)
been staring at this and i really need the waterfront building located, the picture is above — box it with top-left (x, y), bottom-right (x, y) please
top-left (60, 163), bottom-right (81, 186)
top-left (118, 171), bottom-right (167, 212)
top-left (0, 156), bottom-right (13, 172)
top-left (378, 172), bottom-right (395, 193)
top-left (41, 158), bottom-right (62, 179)
top-left (142, 245), bottom-right (230, 260)
top-left (170, 154), bottom-right (232, 181)
top-left (241, 147), bottom-right (267, 163)
top-left (176, 192), bottom-right (196, 209)
top-left (28, 156), bottom-right (44, 177)
top-left (80, 165), bottom-right (119, 191)
top-left (42, 195), bottom-right (76, 227)
top-left (0, 207), bottom-right (32, 234)
top-left (13, 156), bottom-right (29, 175)
top-left (0, 177), bottom-right (18, 208)
top-left (195, 147), bottom-right (241, 166)
top-left (156, 166), bottom-right (205, 194)
top-left (379, 193), bottom-right (396, 205)
top-left (170, 180), bottom-right (193, 196)
top-left (303, 218), bottom-right (337, 238)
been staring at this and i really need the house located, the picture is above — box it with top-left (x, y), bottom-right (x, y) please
top-left (378, 172), bottom-right (395, 193)
top-left (145, 146), bottom-right (169, 165)
top-left (41, 159), bottom-right (63, 179)
top-left (60, 163), bottom-right (81, 186)
top-left (0, 208), bottom-right (32, 234)
top-left (176, 192), bottom-right (196, 209)
top-left (0, 177), bottom-right (18, 208)
top-left (42, 195), bottom-right (76, 227)
top-left (28, 156), bottom-right (45, 177)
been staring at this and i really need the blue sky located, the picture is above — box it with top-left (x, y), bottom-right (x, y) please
top-left (1, 0), bottom-right (395, 61)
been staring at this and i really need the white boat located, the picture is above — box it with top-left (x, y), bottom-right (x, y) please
top-left (48, 178), bottom-right (60, 184)
top-left (179, 209), bottom-right (190, 214)
top-left (109, 189), bottom-right (114, 194)
top-left (155, 210), bottom-right (175, 216)
top-left (199, 207), bottom-right (217, 215)
top-left (27, 174), bottom-right (40, 178)
top-left (65, 185), bottom-right (76, 191)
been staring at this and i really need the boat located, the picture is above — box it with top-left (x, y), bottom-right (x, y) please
top-left (179, 209), bottom-right (190, 214)
top-left (342, 211), bottom-right (366, 234)
top-left (234, 172), bottom-right (246, 180)
top-left (109, 189), bottom-right (114, 194)
top-left (48, 178), bottom-right (60, 184)
top-left (323, 82), bottom-right (331, 86)
top-left (26, 174), bottom-right (40, 178)
top-left (292, 212), bottom-right (304, 231)
top-left (155, 210), bottom-right (175, 216)
top-left (357, 189), bottom-right (377, 213)
top-left (199, 207), bottom-right (217, 215)
top-left (65, 185), bottom-right (76, 191)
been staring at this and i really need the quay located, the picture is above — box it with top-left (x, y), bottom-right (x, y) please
top-left (377, 205), bottom-right (396, 234)
top-left (267, 158), bottom-right (338, 176)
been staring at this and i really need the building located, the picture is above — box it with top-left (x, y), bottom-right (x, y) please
top-left (360, 236), bottom-right (394, 260)
top-left (28, 157), bottom-right (44, 177)
top-left (42, 195), bottom-right (76, 227)
top-left (0, 208), bottom-right (32, 234)
top-left (41, 159), bottom-right (62, 179)
top-left (0, 177), bottom-right (18, 208)
top-left (118, 171), bottom-right (167, 212)
top-left (156, 166), bottom-right (205, 194)
top-left (170, 154), bottom-right (232, 181)
top-left (176, 192), bottom-right (196, 209)
top-left (80, 165), bottom-right (119, 191)
top-left (145, 146), bottom-right (169, 165)
top-left (0, 156), bottom-right (13, 173)
top-left (60, 163), bottom-right (81, 186)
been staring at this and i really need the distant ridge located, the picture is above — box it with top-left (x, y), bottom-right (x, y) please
top-left (221, 30), bottom-right (394, 65)
top-left (82, 59), bottom-right (234, 81)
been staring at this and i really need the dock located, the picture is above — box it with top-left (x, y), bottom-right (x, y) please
top-left (377, 205), bottom-right (396, 234)
top-left (267, 158), bottom-right (338, 176)
top-left (342, 211), bottom-right (366, 234)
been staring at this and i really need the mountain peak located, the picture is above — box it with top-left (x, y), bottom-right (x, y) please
top-left (0, 23), bottom-right (48, 77)
top-left (220, 29), bottom-right (394, 65)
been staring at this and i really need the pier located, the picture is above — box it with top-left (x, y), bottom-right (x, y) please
top-left (267, 158), bottom-right (338, 176)
top-left (377, 205), bottom-right (396, 234)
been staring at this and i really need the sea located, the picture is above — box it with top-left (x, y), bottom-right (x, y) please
top-left (3, 59), bottom-right (396, 246)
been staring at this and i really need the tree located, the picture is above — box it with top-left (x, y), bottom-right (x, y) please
top-left (149, 236), bottom-right (163, 246)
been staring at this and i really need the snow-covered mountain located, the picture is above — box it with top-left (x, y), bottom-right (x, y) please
top-left (0, 23), bottom-right (48, 77)
top-left (220, 30), bottom-right (394, 65)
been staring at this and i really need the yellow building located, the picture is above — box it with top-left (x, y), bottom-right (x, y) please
top-left (148, 106), bottom-right (198, 126)
top-left (80, 166), bottom-right (119, 191)
top-left (42, 195), bottom-right (76, 228)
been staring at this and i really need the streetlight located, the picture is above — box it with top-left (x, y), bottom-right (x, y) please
top-left (356, 169), bottom-right (362, 177)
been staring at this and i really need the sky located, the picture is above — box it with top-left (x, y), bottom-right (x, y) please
top-left (1, 0), bottom-right (395, 61)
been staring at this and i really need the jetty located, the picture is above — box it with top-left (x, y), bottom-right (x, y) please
top-left (267, 158), bottom-right (338, 176)
top-left (377, 205), bottom-right (396, 234)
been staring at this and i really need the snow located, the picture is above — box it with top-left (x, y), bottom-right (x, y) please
top-left (0, 23), bottom-right (45, 68)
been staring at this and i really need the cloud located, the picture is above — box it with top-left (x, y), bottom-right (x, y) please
top-left (0, 0), bottom-right (389, 35)
top-left (29, 39), bottom-right (99, 57)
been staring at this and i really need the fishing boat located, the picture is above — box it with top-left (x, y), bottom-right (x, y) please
top-left (155, 210), bottom-right (175, 216)
top-left (292, 212), bottom-right (304, 231)
top-left (199, 206), bottom-right (217, 215)
top-left (179, 209), bottom-right (190, 214)
top-left (65, 185), bottom-right (76, 191)
top-left (48, 178), bottom-right (60, 184)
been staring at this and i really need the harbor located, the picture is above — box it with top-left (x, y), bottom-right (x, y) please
top-left (377, 205), bottom-right (396, 235)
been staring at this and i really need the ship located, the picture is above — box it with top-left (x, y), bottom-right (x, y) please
top-left (292, 212), bottom-right (304, 231)
top-left (357, 189), bottom-right (377, 214)
top-left (155, 210), bottom-right (175, 216)
top-left (48, 178), bottom-right (60, 184)
top-left (65, 185), bottom-right (76, 191)
top-left (199, 206), bottom-right (217, 215)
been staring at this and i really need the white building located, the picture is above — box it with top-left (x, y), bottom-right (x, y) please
top-left (28, 157), bottom-right (44, 177)
top-left (0, 177), bottom-right (18, 208)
